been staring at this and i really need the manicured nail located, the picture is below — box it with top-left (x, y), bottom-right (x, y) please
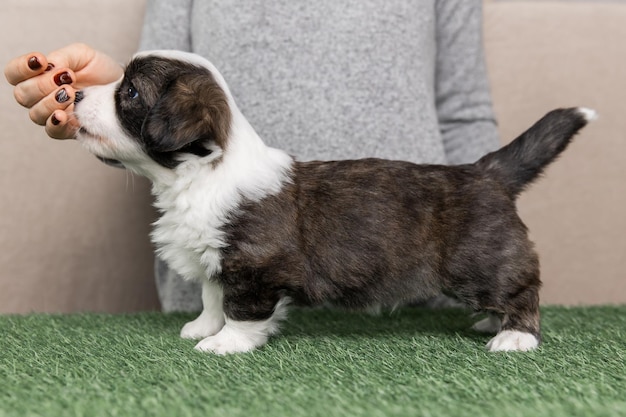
top-left (55, 88), bottom-right (69, 103)
top-left (45, 63), bottom-right (55, 72)
top-left (54, 71), bottom-right (72, 86)
top-left (28, 56), bottom-right (43, 71)
top-left (51, 113), bottom-right (61, 126)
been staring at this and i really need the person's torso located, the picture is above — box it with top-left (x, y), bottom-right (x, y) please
top-left (190, 0), bottom-right (446, 163)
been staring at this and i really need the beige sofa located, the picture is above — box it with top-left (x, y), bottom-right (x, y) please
top-left (1, 0), bottom-right (624, 313)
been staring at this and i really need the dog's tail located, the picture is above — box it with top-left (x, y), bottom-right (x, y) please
top-left (476, 107), bottom-right (596, 197)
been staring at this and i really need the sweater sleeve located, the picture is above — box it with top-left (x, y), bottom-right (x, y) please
top-left (434, 0), bottom-right (499, 165)
top-left (139, 0), bottom-right (194, 52)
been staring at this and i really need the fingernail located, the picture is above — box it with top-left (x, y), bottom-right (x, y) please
top-left (28, 56), bottom-right (43, 71)
top-left (54, 71), bottom-right (72, 86)
top-left (45, 63), bottom-right (55, 72)
top-left (51, 113), bottom-right (61, 126)
top-left (55, 88), bottom-right (70, 103)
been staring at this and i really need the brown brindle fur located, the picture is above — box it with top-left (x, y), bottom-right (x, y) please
top-left (220, 158), bottom-right (542, 339)
top-left (217, 107), bottom-right (591, 344)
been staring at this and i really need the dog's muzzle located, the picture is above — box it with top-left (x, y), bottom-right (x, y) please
top-left (74, 90), bottom-right (84, 104)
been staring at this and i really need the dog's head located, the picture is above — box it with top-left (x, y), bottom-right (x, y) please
top-left (75, 51), bottom-right (233, 172)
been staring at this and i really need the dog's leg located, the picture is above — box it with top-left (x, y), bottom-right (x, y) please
top-left (486, 284), bottom-right (541, 352)
top-left (453, 242), bottom-right (541, 351)
top-left (180, 279), bottom-right (225, 340)
top-left (472, 314), bottom-right (502, 334)
top-left (194, 297), bottom-right (289, 355)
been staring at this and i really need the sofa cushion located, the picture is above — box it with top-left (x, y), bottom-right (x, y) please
top-left (484, 1), bottom-right (626, 304)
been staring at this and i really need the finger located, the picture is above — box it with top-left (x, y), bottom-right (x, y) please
top-left (29, 85), bottom-right (77, 126)
top-left (4, 52), bottom-right (51, 86)
top-left (46, 43), bottom-right (95, 74)
top-left (45, 109), bottom-right (79, 140)
top-left (48, 43), bottom-right (123, 87)
top-left (14, 67), bottom-right (75, 108)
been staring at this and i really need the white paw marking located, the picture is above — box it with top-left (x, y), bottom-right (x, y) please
top-left (486, 330), bottom-right (539, 352)
top-left (193, 297), bottom-right (290, 354)
top-left (194, 323), bottom-right (267, 355)
top-left (472, 316), bottom-right (502, 334)
top-left (180, 279), bottom-right (225, 339)
top-left (180, 313), bottom-right (225, 340)
top-left (578, 107), bottom-right (598, 122)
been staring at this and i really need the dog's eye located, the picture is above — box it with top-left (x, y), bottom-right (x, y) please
top-left (127, 86), bottom-right (139, 99)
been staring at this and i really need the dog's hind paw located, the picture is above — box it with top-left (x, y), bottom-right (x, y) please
top-left (486, 330), bottom-right (539, 352)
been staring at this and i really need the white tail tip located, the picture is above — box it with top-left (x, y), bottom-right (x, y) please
top-left (578, 107), bottom-right (598, 122)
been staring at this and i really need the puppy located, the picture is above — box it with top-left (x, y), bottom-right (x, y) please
top-left (74, 50), bottom-right (594, 354)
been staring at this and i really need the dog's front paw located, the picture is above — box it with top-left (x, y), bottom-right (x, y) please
top-left (180, 313), bottom-right (225, 340)
top-left (486, 330), bottom-right (539, 352)
top-left (194, 324), bottom-right (268, 355)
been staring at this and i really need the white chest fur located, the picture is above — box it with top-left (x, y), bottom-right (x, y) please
top-left (151, 163), bottom-right (233, 280)
top-left (149, 123), bottom-right (294, 282)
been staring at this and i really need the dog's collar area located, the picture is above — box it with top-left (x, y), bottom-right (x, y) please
top-left (148, 141), bottom-right (215, 169)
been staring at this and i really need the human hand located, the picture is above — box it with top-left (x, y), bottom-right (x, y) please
top-left (4, 43), bottom-right (124, 139)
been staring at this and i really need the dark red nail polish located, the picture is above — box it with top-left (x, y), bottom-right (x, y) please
top-left (51, 114), bottom-right (61, 126)
top-left (55, 88), bottom-right (69, 103)
top-left (45, 63), bottom-right (55, 72)
top-left (54, 72), bottom-right (72, 86)
top-left (28, 56), bottom-right (42, 71)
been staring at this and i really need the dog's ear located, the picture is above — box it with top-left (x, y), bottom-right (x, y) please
top-left (141, 73), bottom-right (231, 153)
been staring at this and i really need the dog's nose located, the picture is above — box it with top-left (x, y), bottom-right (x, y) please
top-left (74, 90), bottom-right (84, 104)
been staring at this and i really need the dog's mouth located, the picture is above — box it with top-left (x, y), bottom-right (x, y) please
top-left (77, 126), bottom-right (95, 138)
top-left (96, 156), bottom-right (125, 168)
top-left (77, 127), bottom-right (124, 168)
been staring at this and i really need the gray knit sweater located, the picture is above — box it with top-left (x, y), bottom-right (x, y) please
top-left (139, 0), bottom-right (500, 312)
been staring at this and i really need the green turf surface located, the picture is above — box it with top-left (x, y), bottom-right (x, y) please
top-left (1, 306), bottom-right (624, 417)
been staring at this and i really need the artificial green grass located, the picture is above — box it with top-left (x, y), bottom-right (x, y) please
top-left (1, 306), bottom-right (624, 417)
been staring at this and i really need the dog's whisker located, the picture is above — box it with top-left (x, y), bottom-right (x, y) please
top-left (126, 169), bottom-right (136, 192)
